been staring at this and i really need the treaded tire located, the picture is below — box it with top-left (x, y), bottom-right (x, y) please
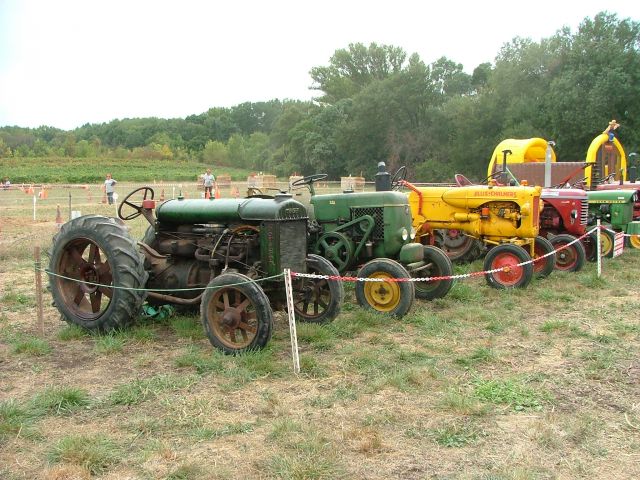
top-left (48, 215), bottom-right (148, 331)
top-left (528, 236), bottom-right (556, 279)
top-left (201, 272), bottom-right (273, 354)
top-left (412, 245), bottom-right (454, 300)
top-left (355, 258), bottom-right (415, 318)
top-left (483, 244), bottom-right (533, 289)
top-left (549, 234), bottom-right (586, 272)
top-left (292, 254), bottom-right (344, 324)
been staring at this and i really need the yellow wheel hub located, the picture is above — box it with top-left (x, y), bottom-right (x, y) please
top-left (601, 234), bottom-right (613, 256)
top-left (629, 234), bottom-right (640, 249)
top-left (363, 273), bottom-right (401, 312)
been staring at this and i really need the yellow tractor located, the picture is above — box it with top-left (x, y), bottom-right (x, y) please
top-left (401, 172), bottom-right (553, 289)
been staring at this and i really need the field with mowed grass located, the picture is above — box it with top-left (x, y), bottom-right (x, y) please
top-left (1, 199), bottom-right (639, 479)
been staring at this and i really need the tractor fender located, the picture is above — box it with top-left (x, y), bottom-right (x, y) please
top-left (399, 242), bottom-right (424, 264)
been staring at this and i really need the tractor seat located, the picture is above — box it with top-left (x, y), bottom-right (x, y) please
top-left (454, 173), bottom-right (474, 187)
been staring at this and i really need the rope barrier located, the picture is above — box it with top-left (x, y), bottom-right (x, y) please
top-left (41, 267), bottom-right (284, 292)
top-left (36, 225), bottom-right (634, 291)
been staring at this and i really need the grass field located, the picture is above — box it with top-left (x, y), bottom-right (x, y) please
top-left (1, 196), bottom-right (639, 479)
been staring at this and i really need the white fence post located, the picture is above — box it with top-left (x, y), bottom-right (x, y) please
top-left (596, 219), bottom-right (602, 278)
top-left (283, 268), bottom-right (301, 374)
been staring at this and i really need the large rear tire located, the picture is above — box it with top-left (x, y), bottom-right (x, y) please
top-left (355, 259), bottom-right (414, 318)
top-left (201, 272), bottom-right (273, 354)
top-left (483, 244), bottom-right (533, 289)
top-left (435, 230), bottom-right (484, 263)
top-left (412, 246), bottom-right (454, 300)
top-left (292, 254), bottom-right (344, 323)
top-left (48, 215), bottom-right (148, 331)
top-left (549, 234), bottom-right (586, 272)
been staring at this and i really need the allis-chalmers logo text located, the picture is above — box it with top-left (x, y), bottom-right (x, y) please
top-left (475, 191), bottom-right (517, 197)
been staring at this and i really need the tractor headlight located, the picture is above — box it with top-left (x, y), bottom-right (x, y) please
top-left (410, 227), bottom-right (416, 240)
top-left (401, 227), bottom-right (409, 241)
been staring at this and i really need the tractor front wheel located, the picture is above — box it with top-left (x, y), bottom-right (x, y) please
top-left (292, 254), bottom-right (344, 323)
top-left (600, 228), bottom-right (616, 258)
top-left (201, 272), bottom-right (273, 354)
top-left (355, 259), bottom-right (415, 317)
top-left (528, 236), bottom-right (556, 279)
top-left (549, 234), bottom-right (586, 272)
top-left (483, 244), bottom-right (533, 289)
top-left (412, 245), bottom-right (454, 300)
top-left (48, 215), bottom-right (148, 331)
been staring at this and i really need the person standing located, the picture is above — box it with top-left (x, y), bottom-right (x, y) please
top-left (203, 168), bottom-right (216, 198)
top-left (104, 173), bottom-right (117, 204)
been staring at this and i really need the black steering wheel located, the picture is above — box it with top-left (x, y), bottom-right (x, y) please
top-left (390, 166), bottom-right (407, 190)
top-left (599, 172), bottom-right (616, 184)
top-left (118, 187), bottom-right (155, 221)
top-left (291, 174), bottom-right (328, 188)
top-left (482, 170), bottom-right (507, 185)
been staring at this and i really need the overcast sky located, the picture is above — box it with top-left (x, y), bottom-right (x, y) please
top-left (0, 0), bottom-right (638, 130)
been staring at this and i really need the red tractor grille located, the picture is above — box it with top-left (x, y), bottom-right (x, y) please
top-left (532, 196), bottom-right (540, 227)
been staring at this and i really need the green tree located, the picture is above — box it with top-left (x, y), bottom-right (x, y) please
top-left (202, 140), bottom-right (228, 165)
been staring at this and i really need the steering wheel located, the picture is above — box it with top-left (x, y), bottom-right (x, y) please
top-left (291, 174), bottom-right (328, 188)
top-left (482, 170), bottom-right (507, 185)
top-left (454, 173), bottom-right (474, 187)
top-left (390, 166), bottom-right (407, 190)
top-left (599, 172), bottom-right (616, 184)
top-left (118, 187), bottom-right (155, 221)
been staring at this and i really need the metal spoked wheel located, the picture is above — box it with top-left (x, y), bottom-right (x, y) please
top-left (483, 244), bottom-right (533, 289)
top-left (292, 254), bottom-right (344, 323)
top-left (48, 215), bottom-right (148, 331)
top-left (436, 229), bottom-right (484, 262)
top-left (315, 232), bottom-right (355, 273)
top-left (201, 272), bottom-right (273, 354)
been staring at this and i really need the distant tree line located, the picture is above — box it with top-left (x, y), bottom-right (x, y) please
top-left (1, 12), bottom-right (638, 181)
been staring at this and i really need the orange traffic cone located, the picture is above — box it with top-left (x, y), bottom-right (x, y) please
top-left (38, 187), bottom-right (48, 199)
top-left (214, 186), bottom-right (220, 199)
top-left (27, 185), bottom-right (34, 195)
top-left (55, 205), bottom-right (63, 226)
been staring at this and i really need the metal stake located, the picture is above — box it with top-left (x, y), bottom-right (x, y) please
top-left (283, 269), bottom-right (301, 374)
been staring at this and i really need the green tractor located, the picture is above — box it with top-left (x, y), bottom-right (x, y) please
top-left (586, 189), bottom-right (640, 256)
top-left (48, 187), bottom-right (344, 354)
top-left (292, 164), bottom-right (454, 318)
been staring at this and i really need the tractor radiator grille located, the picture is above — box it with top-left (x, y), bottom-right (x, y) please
top-left (350, 207), bottom-right (384, 239)
top-left (580, 199), bottom-right (588, 226)
top-left (279, 220), bottom-right (308, 273)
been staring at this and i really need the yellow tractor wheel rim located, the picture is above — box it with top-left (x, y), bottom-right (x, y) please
top-left (363, 272), bottom-right (401, 312)
top-left (629, 234), bottom-right (640, 249)
top-left (601, 233), bottom-right (613, 256)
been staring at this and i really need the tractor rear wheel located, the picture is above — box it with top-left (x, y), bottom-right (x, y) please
top-left (626, 234), bottom-right (640, 250)
top-left (528, 236), bottom-right (556, 278)
top-left (412, 246), bottom-right (454, 300)
top-left (436, 229), bottom-right (484, 263)
top-left (355, 259), bottom-right (415, 317)
top-left (292, 254), bottom-right (344, 323)
top-left (549, 234), bottom-right (586, 272)
top-left (600, 228), bottom-right (616, 258)
top-left (48, 215), bottom-right (148, 331)
top-left (201, 272), bottom-right (273, 354)
top-left (483, 244), bottom-right (533, 289)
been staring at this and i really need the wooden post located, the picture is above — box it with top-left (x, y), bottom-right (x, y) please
top-left (34, 246), bottom-right (45, 336)
top-left (283, 268), bottom-right (301, 374)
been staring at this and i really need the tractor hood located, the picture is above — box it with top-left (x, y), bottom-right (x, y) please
top-left (541, 188), bottom-right (587, 201)
top-left (587, 190), bottom-right (636, 204)
top-left (310, 191), bottom-right (409, 222)
top-left (414, 184), bottom-right (542, 210)
top-left (155, 194), bottom-right (308, 224)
